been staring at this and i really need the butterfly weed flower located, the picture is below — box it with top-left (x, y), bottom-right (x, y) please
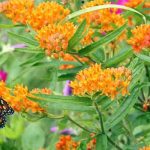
top-left (28, 1), bottom-right (70, 30)
top-left (56, 135), bottom-right (79, 150)
top-left (70, 64), bottom-right (132, 100)
top-left (127, 24), bottom-right (150, 53)
top-left (78, 0), bottom-right (125, 33)
top-left (36, 23), bottom-right (75, 57)
top-left (0, 0), bottom-right (34, 24)
top-left (0, 81), bottom-right (51, 113)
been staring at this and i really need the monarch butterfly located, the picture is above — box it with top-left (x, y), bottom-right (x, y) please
top-left (0, 97), bottom-right (14, 128)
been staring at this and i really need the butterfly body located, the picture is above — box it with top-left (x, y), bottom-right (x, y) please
top-left (0, 97), bottom-right (14, 128)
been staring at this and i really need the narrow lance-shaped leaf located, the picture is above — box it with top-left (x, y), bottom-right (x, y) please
top-left (104, 49), bottom-right (133, 67)
top-left (0, 24), bottom-right (23, 28)
top-left (78, 24), bottom-right (127, 56)
top-left (135, 53), bottom-right (150, 64)
top-left (68, 20), bottom-right (87, 50)
top-left (8, 32), bottom-right (39, 46)
top-left (104, 86), bottom-right (139, 130)
top-left (29, 95), bottom-right (94, 112)
top-left (65, 4), bottom-right (146, 23)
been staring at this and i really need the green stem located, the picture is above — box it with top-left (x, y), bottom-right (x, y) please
top-left (45, 113), bottom-right (65, 119)
top-left (107, 136), bottom-right (123, 150)
top-left (94, 102), bottom-right (105, 133)
top-left (141, 89), bottom-right (145, 100)
top-left (67, 116), bottom-right (92, 133)
top-left (145, 65), bottom-right (150, 96)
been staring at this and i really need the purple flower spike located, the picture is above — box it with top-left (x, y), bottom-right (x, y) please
top-left (11, 43), bottom-right (26, 49)
top-left (0, 70), bottom-right (7, 82)
top-left (50, 126), bottom-right (59, 132)
top-left (63, 80), bottom-right (72, 96)
top-left (60, 128), bottom-right (76, 135)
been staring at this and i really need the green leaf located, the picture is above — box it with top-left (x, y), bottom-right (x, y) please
top-left (104, 49), bottom-right (133, 67)
top-left (58, 66), bottom-right (87, 75)
top-left (96, 134), bottom-right (107, 150)
top-left (58, 73), bottom-right (76, 81)
top-left (8, 32), bottom-right (39, 46)
top-left (90, 47), bottom-right (105, 63)
top-left (65, 4), bottom-right (146, 23)
top-left (29, 95), bottom-right (94, 112)
top-left (68, 20), bottom-right (86, 50)
top-left (135, 53), bottom-right (150, 64)
top-left (78, 24), bottom-right (127, 56)
top-left (15, 47), bottom-right (44, 54)
top-left (104, 86), bottom-right (139, 130)
top-left (20, 53), bottom-right (45, 67)
top-left (0, 24), bottom-right (23, 28)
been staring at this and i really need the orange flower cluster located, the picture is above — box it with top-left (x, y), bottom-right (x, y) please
top-left (36, 23), bottom-right (75, 56)
top-left (125, 0), bottom-right (144, 8)
top-left (0, 81), bottom-right (51, 112)
top-left (0, 0), bottom-right (34, 24)
top-left (128, 24), bottom-right (150, 53)
top-left (70, 64), bottom-right (132, 100)
top-left (28, 1), bottom-right (70, 30)
top-left (56, 135), bottom-right (78, 150)
top-left (79, 0), bottom-right (125, 33)
top-left (139, 146), bottom-right (150, 150)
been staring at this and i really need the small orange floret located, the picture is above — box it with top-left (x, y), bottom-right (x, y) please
top-left (70, 64), bottom-right (132, 100)
top-left (125, 0), bottom-right (144, 8)
top-left (36, 22), bottom-right (75, 56)
top-left (28, 1), bottom-right (70, 30)
top-left (127, 24), bottom-right (150, 53)
top-left (1, 0), bottom-right (34, 24)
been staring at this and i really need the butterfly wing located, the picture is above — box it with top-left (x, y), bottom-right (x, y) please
top-left (0, 98), bottom-right (14, 128)
top-left (0, 116), bottom-right (6, 128)
top-left (0, 98), bottom-right (14, 116)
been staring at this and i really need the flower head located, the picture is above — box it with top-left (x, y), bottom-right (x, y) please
top-left (0, 70), bottom-right (7, 81)
top-left (79, 0), bottom-right (125, 33)
top-left (127, 24), bottom-right (150, 53)
top-left (56, 135), bottom-right (78, 150)
top-left (1, 0), bottom-right (34, 24)
top-left (50, 126), bottom-right (59, 132)
top-left (70, 64), bottom-right (132, 100)
top-left (36, 23), bottom-right (75, 57)
top-left (63, 80), bottom-right (72, 96)
top-left (60, 128), bottom-right (76, 135)
top-left (0, 81), bottom-right (51, 112)
top-left (11, 43), bottom-right (26, 49)
top-left (28, 1), bottom-right (70, 30)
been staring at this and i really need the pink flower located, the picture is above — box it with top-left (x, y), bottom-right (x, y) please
top-left (115, 0), bottom-right (128, 14)
top-left (0, 70), bottom-right (7, 81)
